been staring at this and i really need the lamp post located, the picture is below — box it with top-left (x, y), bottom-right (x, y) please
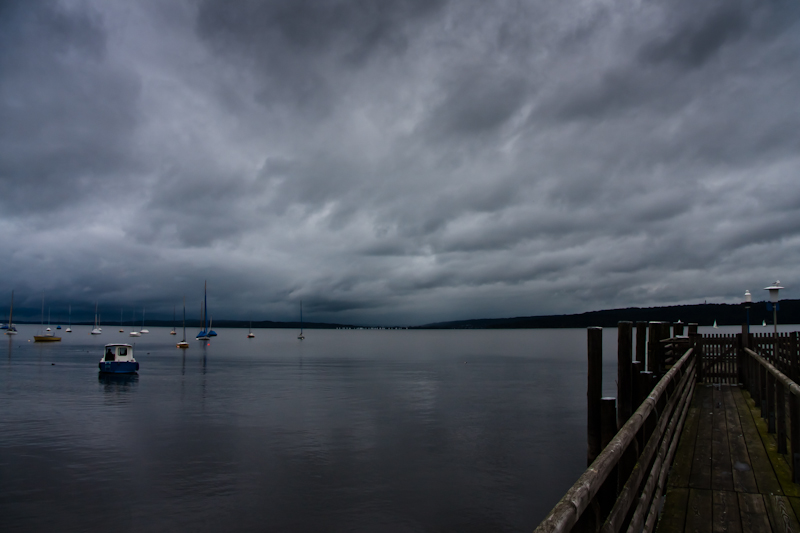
top-left (744, 290), bottom-right (752, 335)
top-left (764, 281), bottom-right (783, 358)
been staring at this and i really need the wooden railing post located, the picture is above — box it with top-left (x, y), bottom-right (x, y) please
top-left (790, 332), bottom-right (800, 484)
top-left (647, 322), bottom-right (659, 373)
top-left (690, 333), bottom-right (703, 383)
top-left (588, 327), bottom-right (603, 467)
top-left (636, 321), bottom-right (647, 370)
top-left (738, 331), bottom-right (745, 386)
top-left (768, 371), bottom-right (776, 434)
top-left (778, 380), bottom-right (787, 453)
top-left (673, 321), bottom-right (684, 337)
top-left (599, 397), bottom-right (618, 518)
top-left (760, 361), bottom-right (768, 421)
top-left (618, 322), bottom-right (633, 428)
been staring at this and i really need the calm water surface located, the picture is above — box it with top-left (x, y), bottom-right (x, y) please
top-left (1, 326), bottom-right (629, 532)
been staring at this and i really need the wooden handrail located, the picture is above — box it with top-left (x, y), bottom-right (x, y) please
top-left (600, 357), bottom-right (695, 532)
top-left (534, 346), bottom-right (695, 533)
top-left (745, 347), bottom-right (800, 398)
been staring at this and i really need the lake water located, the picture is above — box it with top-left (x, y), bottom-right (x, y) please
top-left (0, 324), bottom-right (747, 532)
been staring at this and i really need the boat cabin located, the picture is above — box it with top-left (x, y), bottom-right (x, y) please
top-left (103, 344), bottom-right (134, 362)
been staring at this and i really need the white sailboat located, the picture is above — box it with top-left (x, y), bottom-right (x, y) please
top-left (170, 306), bottom-right (177, 335)
top-left (177, 298), bottom-right (189, 348)
top-left (4, 290), bottom-right (17, 335)
top-left (297, 301), bottom-right (305, 340)
top-left (712, 320), bottom-right (718, 329)
top-left (129, 308), bottom-right (140, 337)
top-left (762, 319), bottom-right (768, 327)
top-left (247, 321), bottom-right (254, 338)
top-left (65, 304), bottom-right (72, 333)
top-left (91, 303), bottom-right (102, 335)
top-left (140, 307), bottom-right (149, 334)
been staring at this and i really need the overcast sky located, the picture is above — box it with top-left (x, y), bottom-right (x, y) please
top-left (2, 0), bottom-right (799, 326)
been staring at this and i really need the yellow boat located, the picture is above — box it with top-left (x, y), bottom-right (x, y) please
top-left (33, 296), bottom-right (60, 342)
top-left (34, 335), bottom-right (61, 342)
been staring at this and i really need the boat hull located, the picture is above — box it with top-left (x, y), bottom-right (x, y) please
top-left (34, 335), bottom-right (61, 342)
top-left (98, 361), bottom-right (139, 374)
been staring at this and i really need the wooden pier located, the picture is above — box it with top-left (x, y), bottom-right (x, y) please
top-left (660, 384), bottom-right (800, 532)
top-left (534, 325), bottom-right (800, 533)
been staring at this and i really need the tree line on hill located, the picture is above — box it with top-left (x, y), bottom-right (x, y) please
top-left (413, 300), bottom-right (800, 329)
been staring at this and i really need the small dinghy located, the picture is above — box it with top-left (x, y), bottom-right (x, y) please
top-left (99, 343), bottom-right (139, 374)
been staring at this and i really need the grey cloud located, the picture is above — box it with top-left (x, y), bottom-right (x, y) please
top-left (0, 1), bottom-right (141, 216)
top-left (638, 3), bottom-right (750, 68)
top-left (424, 67), bottom-right (529, 136)
top-left (2, 0), bottom-right (800, 325)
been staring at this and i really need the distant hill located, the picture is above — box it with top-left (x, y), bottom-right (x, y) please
top-left (414, 300), bottom-right (800, 329)
top-left (38, 319), bottom-right (358, 329)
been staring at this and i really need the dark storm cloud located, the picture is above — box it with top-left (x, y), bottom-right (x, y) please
top-left (195, 0), bottom-right (446, 114)
top-left (2, 0), bottom-right (800, 325)
top-left (0, 1), bottom-right (141, 216)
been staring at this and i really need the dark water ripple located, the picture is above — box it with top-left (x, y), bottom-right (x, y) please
top-left (1, 326), bottom-right (622, 532)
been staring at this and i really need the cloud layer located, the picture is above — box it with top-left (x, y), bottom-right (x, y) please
top-left (2, 0), bottom-right (799, 325)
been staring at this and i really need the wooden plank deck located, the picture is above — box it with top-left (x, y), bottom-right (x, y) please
top-left (659, 384), bottom-right (800, 532)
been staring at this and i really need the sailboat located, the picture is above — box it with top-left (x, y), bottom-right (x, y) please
top-left (91, 303), bottom-right (102, 335)
top-left (140, 307), bottom-right (149, 334)
top-left (196, 281), bottom-right (211, 340)
top-left (170, 306), bottom-right (177, 335)
top-left (4, 290), bottom-right (17, 335)
top-left (129, 308), bottom-right (141, 337)
top-left (297, 301), bottom-right (305, 340)
top-left (119, 308), bottom-right (124, 332)
top-left (763, 319), bottom-right (768, 327)
top-left (34, 296), bottom-right (61, 342)
top-left (177, 298), bottom-right (189, 348)
top-left (66, 304), bottom-right (72, 332)
top-left (712, 320), bottom-right (718, 329)
top-left (247, 321), bottom-right (255, 338)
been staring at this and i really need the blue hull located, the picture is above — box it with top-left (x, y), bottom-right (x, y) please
top-left (99, 361), bottom-right (139, 374)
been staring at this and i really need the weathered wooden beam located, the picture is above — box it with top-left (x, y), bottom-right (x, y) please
top-left (618, 322), bottom-right (633, 428)
top-left (534, 347), bottom-right (696, 533)
top-left (636, 367), bottom-right (695, 533)
top-left (648, 322), bottom-right (659, 373)
top-left (600, 359), bottom-right (696, 533)
top-left (636, 321), bottom-right (647, 369)
top-left (588, 327), bottom-right (603, 467)
top-left (778, 380), bottom-right (787, 453)
top-left (791, 333), bottom-right (800, 483)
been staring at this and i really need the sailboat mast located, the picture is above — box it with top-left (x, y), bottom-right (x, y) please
top-left (8, 290), bottom-right (13, 327)
top-left (204, 280), bottom-right (208, 332)
top-left (182, 297), bottom-right (186, 342)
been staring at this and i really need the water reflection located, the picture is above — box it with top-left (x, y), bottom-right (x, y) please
top-left (98, 372), bottom-right (139, 396)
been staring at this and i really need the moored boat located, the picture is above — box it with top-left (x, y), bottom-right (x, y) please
top-left (99, 343), bottom-right (139, 374)
top-left (4, 290), bottom-right (17, 336)
top-left (196, 281), bottom-right (212, 340)
top-left (34, 296), bottom-right (61, 342)
top-left (91, 303), bottom-right (102, 335)
top-left (177, 297), bottom-right (189, 348)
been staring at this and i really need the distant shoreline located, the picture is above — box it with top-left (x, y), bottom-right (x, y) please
top-left (6, 299), bottom-right (797, 330)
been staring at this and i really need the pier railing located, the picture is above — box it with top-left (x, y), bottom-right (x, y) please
top-left (534, 324), bottom-right (697, 533)
top-left (741, 331), bottom-right (800, 482)
top-left (535, 324), bottom-right (800, 533)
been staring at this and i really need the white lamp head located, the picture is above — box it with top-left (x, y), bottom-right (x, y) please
top-left (764, 281), bottom-right (783, 303)
top-left (744, 290), bottom-right (752, 304)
